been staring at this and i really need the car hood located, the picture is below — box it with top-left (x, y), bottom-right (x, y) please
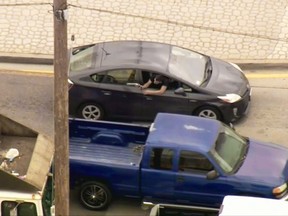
top-left (205, 57), bottom-right (249, 96)
top-left (235, 139), bottom-right (288, 185)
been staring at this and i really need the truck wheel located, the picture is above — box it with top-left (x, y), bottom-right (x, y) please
top-left (79, 181), bottom-right (112, 210)
top-left (194, 106), bottom-right (222, 121)
top-left (77, 103), bottom-right (104, 120)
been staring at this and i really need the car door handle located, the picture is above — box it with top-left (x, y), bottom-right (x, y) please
top-left (189, 99), bottom-right (197, 103)
top-left (101, 90), bottom-right (111, 96)
top-left (177, 176), bottom-right (185, 183)
top-left (144, 96), bottom-right (153, 100)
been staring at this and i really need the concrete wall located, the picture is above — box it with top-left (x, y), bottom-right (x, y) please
top-left (1, 0), bottom-right (288, 61)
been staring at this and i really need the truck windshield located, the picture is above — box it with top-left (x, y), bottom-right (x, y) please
top-left (211, 124), bottom-right (248, 174)
top-left (1, 201), bottom-right (37, 216)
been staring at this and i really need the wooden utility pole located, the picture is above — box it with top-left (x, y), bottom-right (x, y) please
top-left (53, 0), bottom-right (69, 215)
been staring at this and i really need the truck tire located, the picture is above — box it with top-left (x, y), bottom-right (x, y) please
top-left (79, 181), bottom-right (112, 210)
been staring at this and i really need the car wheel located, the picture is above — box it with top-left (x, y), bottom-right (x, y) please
top-left (194, 106), bottom-right (222, 121)
top-left (78, 103), bottom-right (104, 120)
top-left (79, 181), bottom-right (112, 210)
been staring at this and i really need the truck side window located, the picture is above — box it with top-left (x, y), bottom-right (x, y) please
top-left (150, 148), bottom-right (173, 170)
top-left (1, 201), bottom-right (37, 216)
top-left (179, 151), bottom-right (213, 173)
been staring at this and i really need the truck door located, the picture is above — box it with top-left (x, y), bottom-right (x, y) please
top-left (174, 150), bottom-right (226, 207)
top-left (141, 147), bottom-right (177, 201)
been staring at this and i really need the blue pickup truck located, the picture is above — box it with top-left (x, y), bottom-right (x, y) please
top-left (69, 113), bottom-right (288, 210)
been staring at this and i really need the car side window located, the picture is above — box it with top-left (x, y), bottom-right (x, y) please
top-left (150, 148), bottom-right (174, 170)
top-left (90, 69), bottom-right (137, 84)
top-left (179, 150), bottom-right (213, 173)
top-left (141, 71), bottom-right (151, 84)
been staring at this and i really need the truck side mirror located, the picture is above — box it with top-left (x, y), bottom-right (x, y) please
top-left (206, 170), bottom-right (219, 180)
top-left (50, 205), bottom-right (55, 216)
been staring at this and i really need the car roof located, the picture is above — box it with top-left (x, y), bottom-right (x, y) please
top-left (219, 195), bottom-right (288, 215)
top-left (146, 113), bottom-right (220, 152)
top-left (72, 40), bottom-right (172, 74)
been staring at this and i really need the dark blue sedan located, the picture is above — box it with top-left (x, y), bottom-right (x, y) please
top-left (68, 41), bottom-right (251, 123)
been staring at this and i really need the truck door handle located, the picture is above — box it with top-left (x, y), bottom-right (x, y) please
top-left (177, 176), bottom-right (185, 183)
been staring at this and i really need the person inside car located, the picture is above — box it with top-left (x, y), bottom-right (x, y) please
top-left (140, 74), bottom-right (170, 95)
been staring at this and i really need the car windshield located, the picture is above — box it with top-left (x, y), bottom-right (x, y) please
top-left (210, 124), bottom-right (248, 174)
top-left (69, 45), bottom-right (95, 72)
top-left (168, 46), bottom-right (209, 86)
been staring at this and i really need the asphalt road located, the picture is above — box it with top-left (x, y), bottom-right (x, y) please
top-left (0, 65), bottom-right (288, 215)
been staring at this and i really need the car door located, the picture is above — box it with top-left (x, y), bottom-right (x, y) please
top-left (91, 69), bottom-right (144, 120)
top-left (141, 76), bottom-right (210, 120)
top-left (174, 150), bottom-right (229, 207)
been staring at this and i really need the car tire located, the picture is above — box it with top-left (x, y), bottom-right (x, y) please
top-left (79, 181), bottom-right (112, 210)
top-left (77, 103), bottom-right (104, 120)
top-left (194, 106), bottom-right (222, 121)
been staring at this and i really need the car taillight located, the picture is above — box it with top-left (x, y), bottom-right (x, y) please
top-left (68, 79), bottom-right (74, 90)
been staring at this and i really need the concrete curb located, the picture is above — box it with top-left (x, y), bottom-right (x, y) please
top-left (0, 56), bottom-right (53, 65)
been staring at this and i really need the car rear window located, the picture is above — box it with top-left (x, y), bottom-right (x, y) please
top-left (69, 46), bottom-right (94, 72)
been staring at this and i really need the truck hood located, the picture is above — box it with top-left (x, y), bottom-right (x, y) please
top-left (205, 58), bottom-right (249, 96)
top-left (235, 139), bottom-right (288, 185)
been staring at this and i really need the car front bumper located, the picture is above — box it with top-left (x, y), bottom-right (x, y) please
top-left (221, 88), bottom-right (252, 123)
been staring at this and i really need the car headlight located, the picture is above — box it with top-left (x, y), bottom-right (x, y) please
top-left (218, 94), bottom-right (242, 103)
top-left (273, 183), bottom-right (287, 195)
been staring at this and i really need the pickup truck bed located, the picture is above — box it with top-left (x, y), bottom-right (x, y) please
top-left (70, 137), bottom-right (142, 167)
top-left (0, 135), bottom-right (35, 176)
top-left (0, 114), bottom-right (54, 191)
top-left (69, 119), bottom-right (150, 198)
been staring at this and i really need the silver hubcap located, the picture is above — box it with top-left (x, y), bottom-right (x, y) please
top-left (198, 110), bottom-right (217, 119)
top-left (82, 105), bottom-right (101, 120)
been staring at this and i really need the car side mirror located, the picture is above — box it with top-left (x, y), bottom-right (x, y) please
top-left (206, 170), bottom-right (219, 180)
top-left (174, 87), bottom-right (186, 96)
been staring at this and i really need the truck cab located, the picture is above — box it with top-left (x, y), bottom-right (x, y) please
top-left (147, 203), bottom-right (218, 216)
top-left (147, 195), bottom-right (288, 216)
top-left (0, 191), bottom-right (45, 216)
top-left (140, 113), bottom-right (288, 206)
